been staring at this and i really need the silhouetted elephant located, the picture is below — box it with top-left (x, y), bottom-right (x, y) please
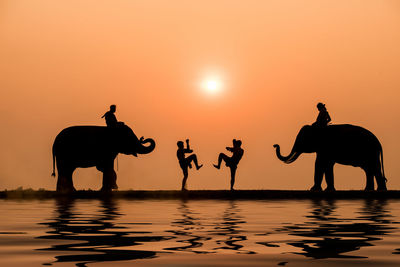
top-left (52, 124), bottom-right (155, 192)
top-left (273, 124), bottom-right (387, 191)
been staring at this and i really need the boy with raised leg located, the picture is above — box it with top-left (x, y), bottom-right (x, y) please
top-left (177, 139), bottom-right (203, 191)
top-left (213, 139), bottom-right (244, 190)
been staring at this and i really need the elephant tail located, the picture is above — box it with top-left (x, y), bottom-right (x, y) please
top-left (380, 147), bottom-right (387, 182)
top-left (51, 145), bottom-right (56, 177)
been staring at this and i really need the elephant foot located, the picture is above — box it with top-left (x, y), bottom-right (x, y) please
top-left (100, 181), bottom-right (117, 191)
top-left (324, 187), bottom-right (336, 192)
top-left (377, 181), bottom-right (387, 191)
top-left (100, 186), bottom-right (112, 192)
top-left (56, 176), bottom-right (76, 193)
top-left (56, 187), bottom-right (76, 194)
top-left (310, 186), bottom-right (322, 192)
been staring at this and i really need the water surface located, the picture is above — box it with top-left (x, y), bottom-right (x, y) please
top-left (1, 198), bottom-right (400, 266)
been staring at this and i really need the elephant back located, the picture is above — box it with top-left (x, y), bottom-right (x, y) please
top-left (53, 126), bottom-right (126, 153)
top-left (321, 124), bottom-right (383, 160)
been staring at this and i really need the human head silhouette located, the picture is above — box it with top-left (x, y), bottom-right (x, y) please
top-left (177, 141), bottom-right (184, 149)
top-left (110, 105), bottom-right (116, 113)
top-left (317, 102), bottom-right (326, 111)
top-left (233, 139), bottom-right (242, 148)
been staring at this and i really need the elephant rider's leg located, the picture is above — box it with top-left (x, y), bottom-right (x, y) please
top-left (310, 154), bottom-right (324, 191)
top-left (324, 162), bottom-right (336, 191)
top-left (230, 166), bottom-right (237, 191)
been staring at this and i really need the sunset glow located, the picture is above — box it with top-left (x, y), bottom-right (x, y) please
top-left (0, 0), bottom-right (399, 192)
top-left (202, 78), bottom-right (222, 95)
top-left (2, 1), bottom-right (400, 266)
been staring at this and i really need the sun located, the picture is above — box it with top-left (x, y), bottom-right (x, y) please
top-left (202, 78), bottom-right (222, 95)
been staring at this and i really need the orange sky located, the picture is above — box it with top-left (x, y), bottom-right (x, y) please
top-left (0, 0), bottom-right (399, 190)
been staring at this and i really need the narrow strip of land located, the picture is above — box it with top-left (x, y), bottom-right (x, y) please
top-left (1, 189), bottom-right (399, 200)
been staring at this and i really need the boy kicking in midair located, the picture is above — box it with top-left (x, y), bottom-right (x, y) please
top-left (177, 139), bottom-right (203, 191)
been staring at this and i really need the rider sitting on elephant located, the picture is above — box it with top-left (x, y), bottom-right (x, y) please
top-left (312, 102), bottom-right (331, 127)
top-left (102, 104), bottom-right (124, 127)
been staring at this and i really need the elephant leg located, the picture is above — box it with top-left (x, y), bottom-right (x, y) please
top-left (56, 173), bottom-right (68, 192)
top-left (364, 168), bottom-right (375, 191)
top-left (310, 154), bottom-right (324, 192)
top-left (324, 162), bottom-right (336, 192)
top-left (376, 175), bottom-right (387, 191)
top-left (374, 164), bottom-right (387, 191)
top-left (110, 169), bottom-right (117, 189)
top-left (101, 168), bottom-right (118, 191)
top-left (56, 166), bottom-right (76, 193)
top-left (98, 157), bottom-right (118, 192)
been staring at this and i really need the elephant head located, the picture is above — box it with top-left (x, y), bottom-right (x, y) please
top-left (273, 125), bottom-right (320, 164)
top-left (113, 124), bottom-right (156, 157)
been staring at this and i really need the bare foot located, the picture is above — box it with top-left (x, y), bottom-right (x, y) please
top-left (213, 164), bottom-right (220, 169)
top-left (196, 164), bottom-right (203, 170)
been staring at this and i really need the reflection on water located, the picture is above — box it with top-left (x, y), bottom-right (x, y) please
top-left (164, 200), bottom-right (253, 254)
top-left (278, 199), bottom-right (396, 259)
top-left (211, 201), bottom-right (254, 254)
top-left (36, 198), bottom-right (171, 266)
top-left (14, 198), bottom-right (399, 266)
top-left (165, 200), bottom-right (211, 253)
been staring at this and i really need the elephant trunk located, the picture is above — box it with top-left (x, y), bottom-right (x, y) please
top-left (136, 138), bottom-right (156, 154)
top-left (273, 144), bottom-right (300, 164)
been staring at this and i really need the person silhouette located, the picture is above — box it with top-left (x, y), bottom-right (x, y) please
top-left (213, 139), bottom-right (244, 191)
top-left (101, 105), bottom-right (118, 127)
top-left (312, 102), bottom-right (331, 127)
top-left (177, 139), bottom-right (203, 191)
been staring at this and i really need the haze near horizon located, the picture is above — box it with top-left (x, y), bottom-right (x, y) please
top-left (0, 0), bottom-right (399, 190)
